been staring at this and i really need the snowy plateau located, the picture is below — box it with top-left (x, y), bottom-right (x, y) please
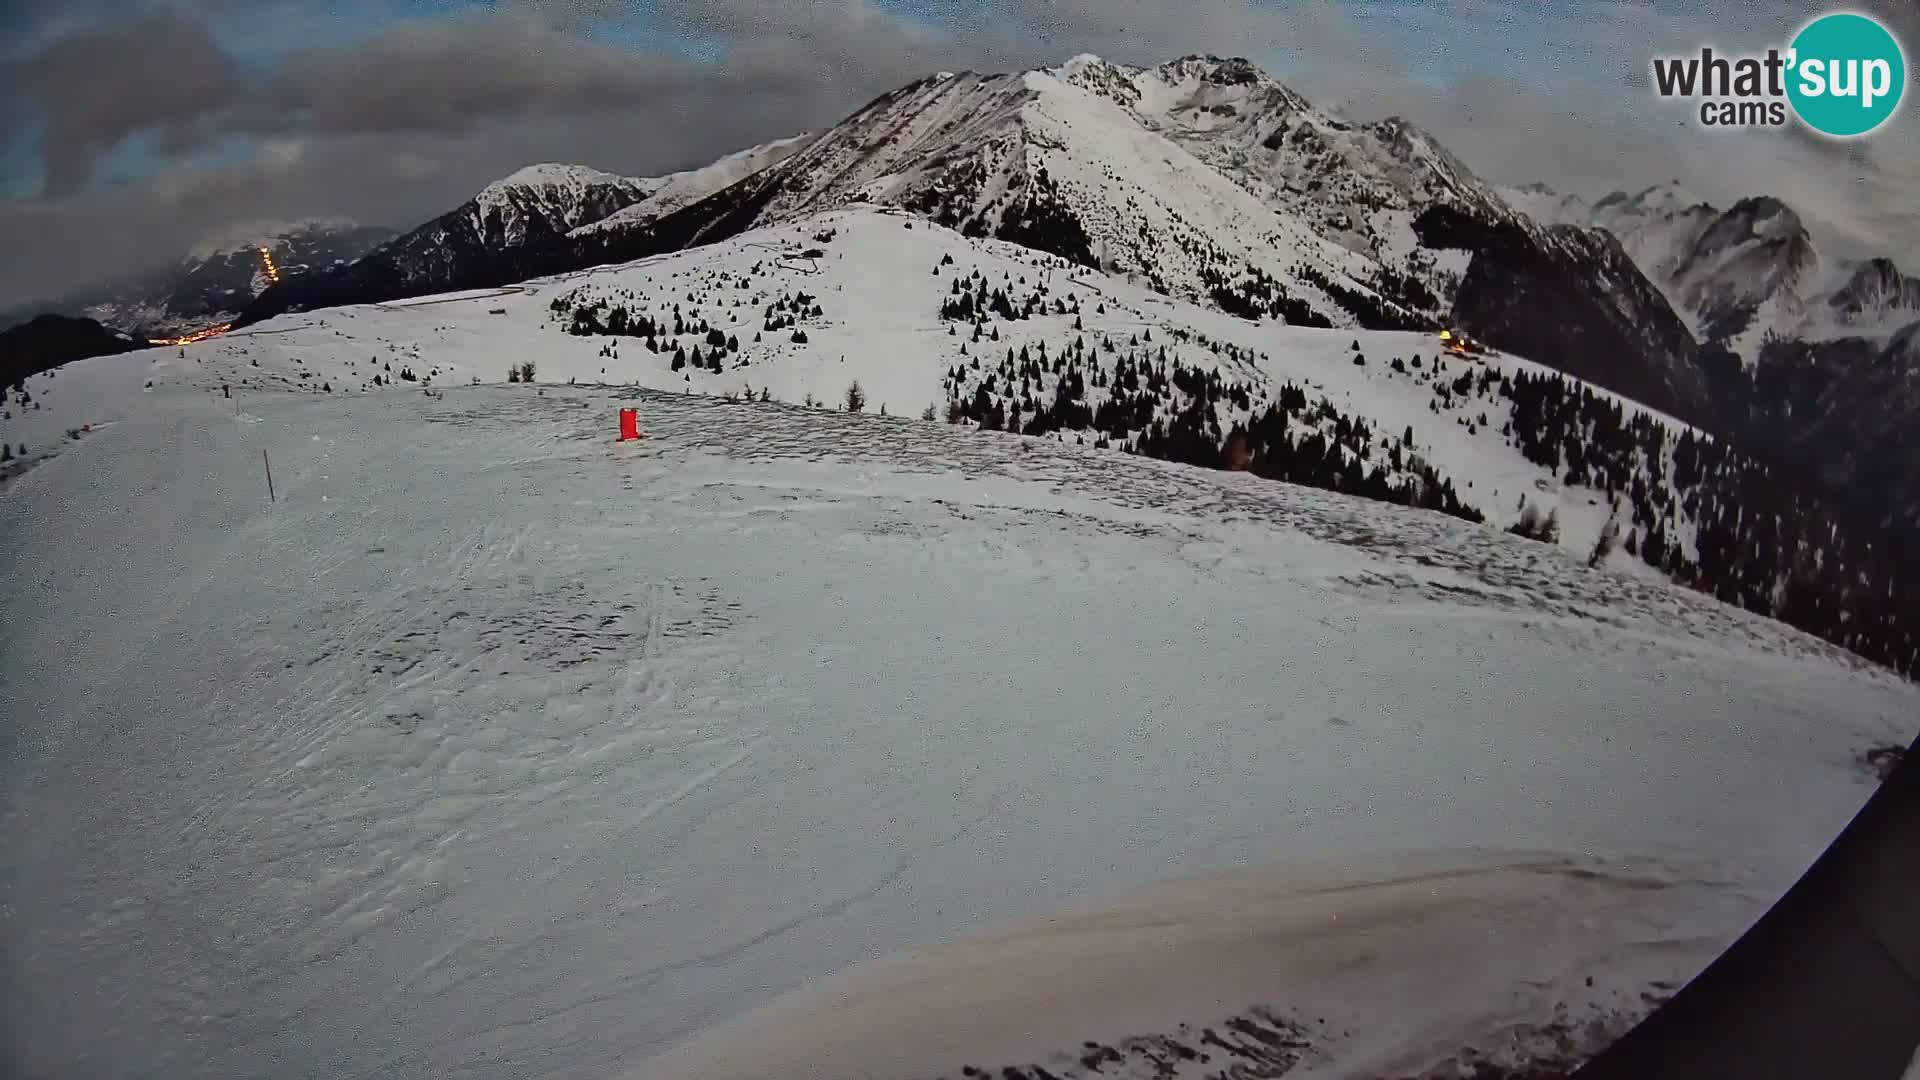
top-left (7, 47), bottom-right (1920, 1080)
top-left (5, 197), bottom-right (1918, 1080)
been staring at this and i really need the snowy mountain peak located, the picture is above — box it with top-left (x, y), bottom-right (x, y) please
top-left (1498, 183), bottom-right (1592, 228)
top-left (1679, 196), bottom-right (1813, 276)
top-left (1056, 52), bottom-right (1115, 77)
top-left (1086, 56), bottom-right (1525, 259)
top-left (1829, 257), bottom-right (1920, 327)
top-left (645, 53), bottom-right (1434, 334)
top-left (475, 163), bottom-right (658, 207)
top-left (1522, 175), bottom-right (1920, 367)
top-left (226, 53), bottom-right (1721, 435)
top-left (187, 218), bottom-right (373, 261)
top-left (1153, 53), bottom-right (1266, 87)
top-left (1594, 181), bottom-right (1713, 219)
top-left (1133, 54), bottom-right (1313, 125)
top-left (463, 162), bottom-right (662, 247)
top-left (534, 53), bottom-right (1712, 424)
top-left (1052, 52), bottom-right (1140, 104)
top-left (237, 162), bottom-right (669, 319)
top-left (1725, 195), bottom-right (1802, 239)
top-left (1039, 51), bottom-right (1508, 240)
top-left (1518, 182), bottom-right (1823, 356)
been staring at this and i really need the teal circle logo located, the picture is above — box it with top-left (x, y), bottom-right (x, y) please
top-left (1786, 11), bottom-right (1906, 137)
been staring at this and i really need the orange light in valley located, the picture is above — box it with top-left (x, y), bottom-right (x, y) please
top-left (144, 245), bottom-right (280, 346)
top-left (148, 322), bottom-right (233, 347)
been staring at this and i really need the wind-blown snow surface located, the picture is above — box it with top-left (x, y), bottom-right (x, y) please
top-left (2, 379), bottom-right (1915, 1079)
top-left (641, 850), bottom-right (1762, 1080)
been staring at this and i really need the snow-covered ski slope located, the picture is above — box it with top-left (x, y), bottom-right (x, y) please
top-left (2, 376), bottom-right (1913, 1080)
top-left (641, 850), bottom-right (1767, 1080)
top-left (6, 207), bottom-right (1710, 574)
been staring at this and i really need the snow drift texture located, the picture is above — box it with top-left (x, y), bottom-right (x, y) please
top-left (3, 372), bottom-right (1913, 1079)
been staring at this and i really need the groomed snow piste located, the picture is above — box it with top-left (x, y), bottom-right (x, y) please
top-left (2, 367), bottom-right (1914, 1077)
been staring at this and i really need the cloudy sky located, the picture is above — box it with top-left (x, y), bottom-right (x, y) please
top-left (0, 0), bottom-right (1914, 309)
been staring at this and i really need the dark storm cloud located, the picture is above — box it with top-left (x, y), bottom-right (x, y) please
top-left (0, 0), bottom-right (998, 307)
top-left (1850, 0), bottom-right (1920, 62)
top-left (9, 5), bottom-right (239, 193)
top-left (254, 1), bottom-right (1000, 143)
top-left (0, 1), bottom-right (977, 306)
top-left (265, 10), bottom-right (697, 136)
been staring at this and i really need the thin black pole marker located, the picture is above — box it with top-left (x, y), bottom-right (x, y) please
top-left (263, 449), bottom-right (276, 502)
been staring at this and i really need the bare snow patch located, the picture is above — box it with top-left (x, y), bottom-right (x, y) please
top-left (641, 850), bottom-right (1761, 1080)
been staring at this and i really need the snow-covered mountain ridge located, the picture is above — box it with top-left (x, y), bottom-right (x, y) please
top-left (240, 54), bottom-right (1709, 432)
top-left (471, 163), bottom-right (663, 242)
top-left (231, 138), bottom-right (819, 329)
top-left (570, 135), bottom-right (817, 238)
top-left (28, 204), bottom-right (1920, 680)
top-left (603, 52), bottom-right (1706, 424)
top-left (1503, 180), bottom-right (1919, 361)
top-left (1505, 179), bottom-right (1920, 550)
top-left (185, 217), bottom-right (371, 260)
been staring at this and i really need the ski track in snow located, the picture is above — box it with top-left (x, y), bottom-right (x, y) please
top-left (2, 384), bottom-right (1915, 1079)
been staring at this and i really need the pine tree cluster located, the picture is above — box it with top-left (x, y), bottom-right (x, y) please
top-left (1294, 264), bottom-right (1427, 331)
top-left (763, 291), bottom-right (823, 333)
top-left (938, 267), bottom-right (1081, 325)
top-left (1505, 366), bottom-right (1920, 677)
top-left (1200, 262), bottom-right (1332, 327)
top-left (940, 330), bottom-right (1483, 525)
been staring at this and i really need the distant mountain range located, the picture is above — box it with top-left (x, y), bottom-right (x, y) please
top-left (1501, 181), bottom-right (1920, 364)
top-left (235, 138), bottom-right (814, 325)
top-left (0, 221), bottom-right (396, 340)
top-left (238, 56), bottom-right (1716, 436)
top-left (10, 51), bottom-right (1920, 686)
top-left (12, 50), bottom-right (1920, 602)
top-left (1503, 179), bottom-right (1920, 546)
